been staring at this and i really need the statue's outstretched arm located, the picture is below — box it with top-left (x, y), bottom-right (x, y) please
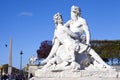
top-left (44, 38), bottom-right (60, 62)
top-left (78, 19), bottom-right (91, 54)
top-left (82, 19), bottom-right (90, 45)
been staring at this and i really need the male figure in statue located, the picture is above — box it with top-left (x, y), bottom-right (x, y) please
top-left (42, 13), bottom-right (81, 70)
top-left (64, 5), bottom-right (112, 69)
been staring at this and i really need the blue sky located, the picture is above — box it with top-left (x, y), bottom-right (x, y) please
top-left (0, 0), bottom-right (120, 68)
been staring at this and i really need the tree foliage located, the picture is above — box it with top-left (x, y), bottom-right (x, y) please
top-left (37, 40), bottom-right (52, 59)
top-left (91, 40), bottom-right (120, 59)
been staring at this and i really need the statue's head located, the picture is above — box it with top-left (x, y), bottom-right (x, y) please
top-left (71, 5), bottom-right (81, 16)
top-left (53, 13), bottom-right (63, 26)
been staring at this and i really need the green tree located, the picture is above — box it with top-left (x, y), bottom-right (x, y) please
top-left (91, 40), bottom-right (120, 63)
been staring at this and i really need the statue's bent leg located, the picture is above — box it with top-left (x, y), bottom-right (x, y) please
top-left (89, 48), bottom-right (112, 68)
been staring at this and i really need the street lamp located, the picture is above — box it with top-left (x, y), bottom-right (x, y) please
top-left (20, 51), bottom-right (23, 75)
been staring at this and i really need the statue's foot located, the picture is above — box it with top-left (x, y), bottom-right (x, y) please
top-left (106, 65), bottom-right (113, 69)
top-left (101, 64), bottom-right (116, 71)
top-left (71, 62), bottom-right (81, 70)
top-left (102, 64), bottom-right (112, 69)
top-left (59, 61), bottom-right (69, 67)
top-left (106, 65), bottom-right (116, 70)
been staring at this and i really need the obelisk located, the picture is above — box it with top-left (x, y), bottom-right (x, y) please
top-left (8, 37), bottom-right (12, 75)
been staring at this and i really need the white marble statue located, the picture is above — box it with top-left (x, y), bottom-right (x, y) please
top-left (41, 5), bottom-right (113, 70)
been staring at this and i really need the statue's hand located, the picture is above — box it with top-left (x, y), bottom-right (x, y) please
top-left (86, 44), bottom-right (91, 47)
top-left (78, 44), bottom-right (89, 54)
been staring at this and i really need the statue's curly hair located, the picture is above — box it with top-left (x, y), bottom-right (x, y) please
top-left (53, 13), bottom-right (63, 26)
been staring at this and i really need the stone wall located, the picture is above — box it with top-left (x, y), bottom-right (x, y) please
top-left (28, 65), bottom-right (38, 76)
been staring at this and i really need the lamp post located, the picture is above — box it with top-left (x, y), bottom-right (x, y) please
top-left (20, 51), bottom-right (23, 75)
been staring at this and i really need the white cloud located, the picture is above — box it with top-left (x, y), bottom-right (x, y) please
top-left (19, 12), bottom-right (33, 16)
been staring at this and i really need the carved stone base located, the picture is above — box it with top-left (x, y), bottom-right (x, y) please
top-left (31, 69), bottom-right (120, 80)
top-left (32, 77), bottom-right (120, 80)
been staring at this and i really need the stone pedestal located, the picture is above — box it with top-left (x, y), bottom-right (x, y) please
top-left (31, 69), bottom-right (120, 80)
top-left (32, 77), bottom-right (120, 80)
